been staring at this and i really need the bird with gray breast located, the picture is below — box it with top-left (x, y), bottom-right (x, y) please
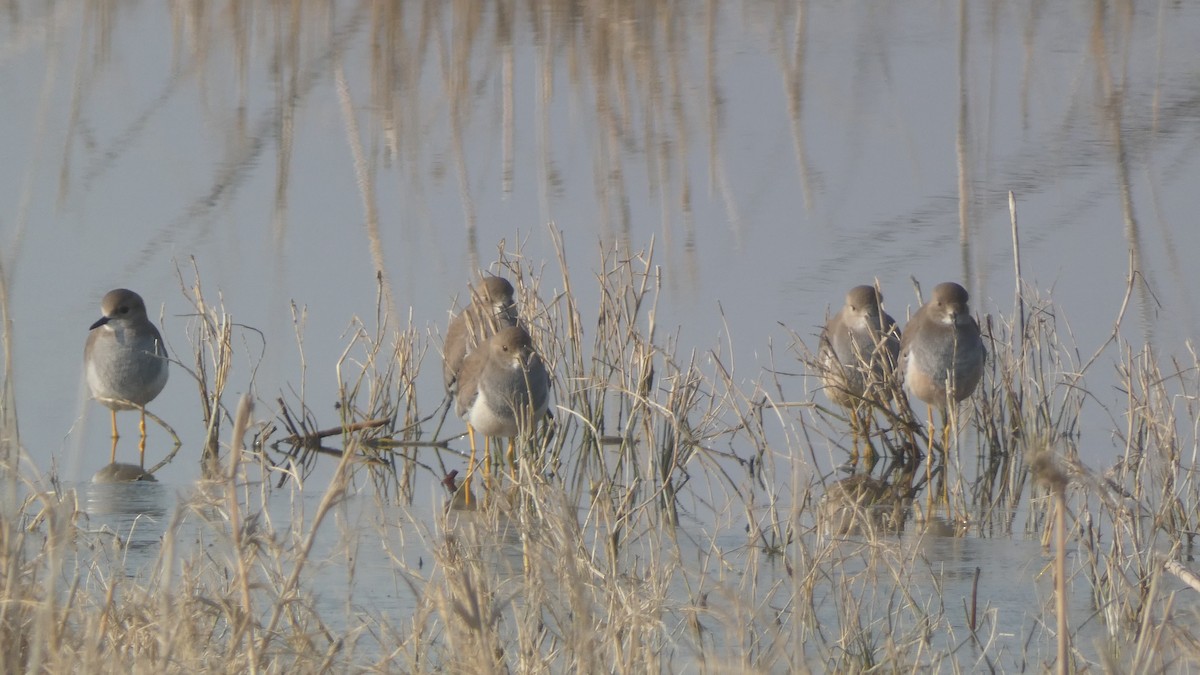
top-left (85, 288), bottom-right (169, 468)
top-left (455, 325), bottom-right (550, 504)
top-left (820, 284), bottom-right (900, 409)
top-left (898, 281), bottom-right (985, 410)
top-left (819, 285), bottom-right (900, 464)
top-left (898, 281), bottom-right (985, 493)
top-left (443, 276), bottom-right (518, 393)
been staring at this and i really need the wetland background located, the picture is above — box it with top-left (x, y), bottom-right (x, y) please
top-left (3, 0), bottom-right (1200, 671)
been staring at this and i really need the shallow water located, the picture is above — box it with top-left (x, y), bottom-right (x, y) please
top-left (4, 0), bottom-right (1200, 669)
top-left (0, 1), bottom-right (1195, 484)
top-left (72, 475), bottom-right (1168, 669)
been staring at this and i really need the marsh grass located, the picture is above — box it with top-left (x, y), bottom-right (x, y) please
top-left (2, 232), bottom-right (1200, 671)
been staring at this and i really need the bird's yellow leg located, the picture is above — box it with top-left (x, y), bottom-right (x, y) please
top-left (109, 435), bottom-right (118, 465)
top-left (848, 405), bottom-right (861, 468)
top-left (925, 405), bottom-right (936, 506)
top-left (862, 408), bottom-right (879, 470)
top-left (507, 438), bottom-right (517, 479)
top-left (941, 409), bottom-right (952, 503)
top-left (483, 435), bottom-right (492, 484)
top-left (481, 435), bottom-right (496, 506)
top-left (110, 409), bottom-right (119, 441)
top-left (927, 404), bottom-right (935, 456)
top-left (139, 408), bottom-right (148, 469)
top-left (463, 424), bottom-right (479, 506)
top-left (903, 401), bottom-right (921, 465)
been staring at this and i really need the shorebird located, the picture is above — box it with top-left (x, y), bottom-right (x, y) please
top-left (897, 281), bottom-right (985, 472)
top-left (85, 288), bottom-right (169, 468)
top-left (455, 326), bottom-right (550, 504)
top-left (819, 285), bottom-right (900, 464)
top-left (443, 276), bottom-right (518, 393)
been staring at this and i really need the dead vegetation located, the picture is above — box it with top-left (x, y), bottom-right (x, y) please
top-left (1, 233), bottom-right (1199, 672)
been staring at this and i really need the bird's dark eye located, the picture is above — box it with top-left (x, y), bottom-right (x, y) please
top-left (118, 306), bottom-right (129, 314)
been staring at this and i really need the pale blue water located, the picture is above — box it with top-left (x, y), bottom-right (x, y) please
top-left (5, 0), bottom-right (1200, 669)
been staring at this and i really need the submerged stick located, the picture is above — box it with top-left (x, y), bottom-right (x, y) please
top-left (278, 417), bottom-right (390, 445)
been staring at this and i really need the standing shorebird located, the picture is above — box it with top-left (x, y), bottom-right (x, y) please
top-left (443, 276), bottom-right (518, 393)
top-left (898, 281), bottom-right (985, 476)
top-left (455, 326), bottom-right (550, 504)
top-left (819, 285), bottom-right (900, 464)
top-left (85, 288), bottom-right (169, 469)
